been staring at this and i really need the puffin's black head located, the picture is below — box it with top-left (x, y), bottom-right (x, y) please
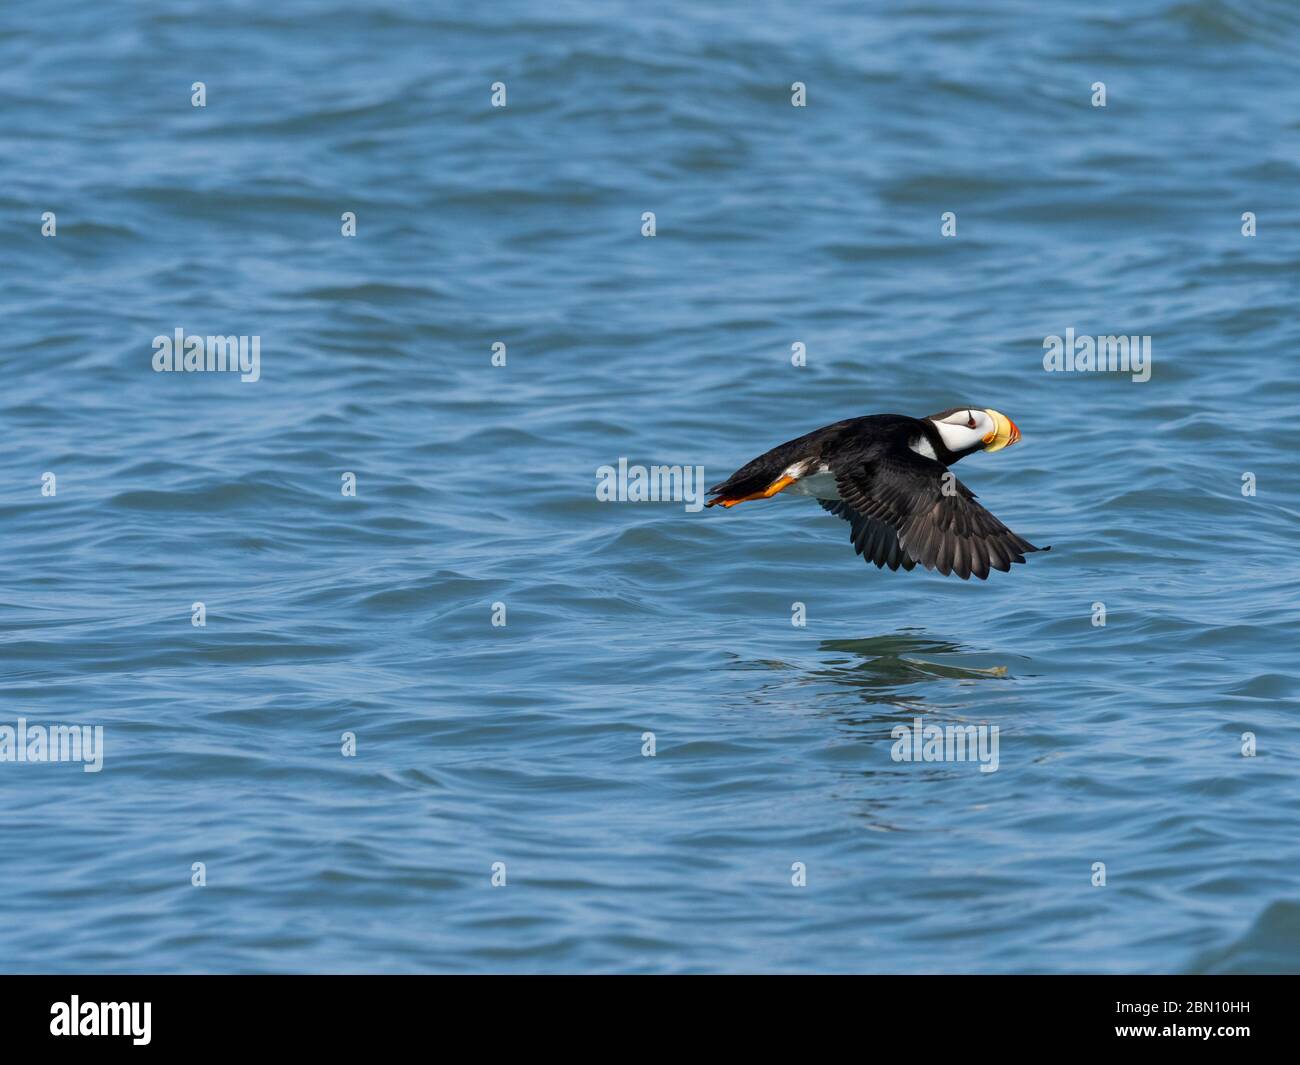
top-left (924, 406), bottom-right (1021, 461)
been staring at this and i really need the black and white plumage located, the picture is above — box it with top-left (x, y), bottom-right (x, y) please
top-left (704, 406), bottom-right (1049, 581)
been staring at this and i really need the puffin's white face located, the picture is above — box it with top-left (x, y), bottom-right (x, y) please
top-left (929, 407), bottom-right (1021, 454)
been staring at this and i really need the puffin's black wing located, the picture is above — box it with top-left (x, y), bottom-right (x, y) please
top-left (818, 499), bottom-right (917, 572)
top-left (830, 450), bottom-right (1048, 580)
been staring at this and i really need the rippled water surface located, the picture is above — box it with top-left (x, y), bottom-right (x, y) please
top-left (2, 0), bottom-right (1299, 973)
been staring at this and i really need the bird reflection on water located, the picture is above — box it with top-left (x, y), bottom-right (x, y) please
top-left (733, 630), bottom-right (1017, 732)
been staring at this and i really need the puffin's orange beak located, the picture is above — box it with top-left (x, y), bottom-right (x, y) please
top-left (982, 409), bottom-right (1020, 452)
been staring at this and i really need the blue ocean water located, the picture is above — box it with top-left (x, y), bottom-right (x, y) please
top-left (2, 0), bottom-right (1299, 974)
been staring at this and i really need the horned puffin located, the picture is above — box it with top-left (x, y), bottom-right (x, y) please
top-left (705, 407), bottom-right (1049, 580)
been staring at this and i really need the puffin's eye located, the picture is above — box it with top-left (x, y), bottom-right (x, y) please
top-left (966, 417), bottom-right (976, 428)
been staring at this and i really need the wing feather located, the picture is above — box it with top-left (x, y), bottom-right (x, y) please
top-left (829, 450), bottom-right (1048, 580)
top-left (817, 498), bottom-right (918, 572)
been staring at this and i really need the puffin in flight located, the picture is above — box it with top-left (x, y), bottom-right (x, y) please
top-left (705, 407), bottom-right (1049, 580)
